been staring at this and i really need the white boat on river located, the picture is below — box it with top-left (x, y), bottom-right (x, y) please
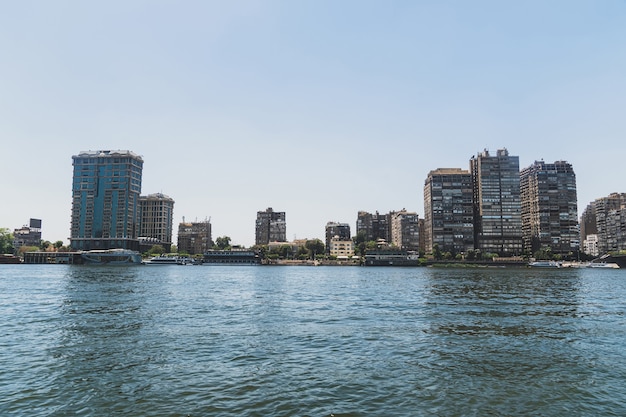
top-left (143, 255), bottom-right (192, 265)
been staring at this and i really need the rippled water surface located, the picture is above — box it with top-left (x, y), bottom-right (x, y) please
top-left (2, 265), bottom-right (626, 416)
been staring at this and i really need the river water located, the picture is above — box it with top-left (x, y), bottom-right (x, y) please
top-left (1, 264), bottom-right (625, 416)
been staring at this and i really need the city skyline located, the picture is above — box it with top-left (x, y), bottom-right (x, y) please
top-left (0, 146), bottom-right (620, 250)
top-left (1, 1), bottom-right (625, 247)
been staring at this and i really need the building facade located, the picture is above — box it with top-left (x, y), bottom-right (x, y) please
top-left (13, 218), bottom-right (42, 251)
top-left (255, 207), bottom-right (286, 245)
top-left (520, 160), bottom-right (578, 255)
top-left (177, 220), bottom-right (212, 255)
top-left (356, 211), bottom-right (390, 243)
top-left (470, 149), bottom-right (523, 256)
top-left (70, 150), bottom-right (143, 251)
top-left (329, 236), bottom-right (355, 258)
top-left (418, 218), bottom-right (426, 254)
top-left (583, 234), bottom-right (599, 257)
top-left (325, 222), bottom-right (351, 254)
top-left (139, 193), bottom-right (175, 252)
top-left (591, 193), bottom-right (626, 254)
top-left (579, 203), bottom-right (598, 247)
top-left (423, 168), bottom-right (474, 254)
top-left (390, 209), bottom-right (420, 251)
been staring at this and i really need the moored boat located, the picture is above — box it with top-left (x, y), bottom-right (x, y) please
top-left (143, 255), bottom-right (190, 265)
top-left (587, 262), bottom-right (620, 269)
top-left (595, 254), bottom-right (626, 269)
top-left (79, 249), bottom-right (142, 265)
top-left (528, 260), bottom-right (562, 268)
top-left (0, 254), bottom-right (21, 264)
top-left (364, 250), bottom-right (420, 266)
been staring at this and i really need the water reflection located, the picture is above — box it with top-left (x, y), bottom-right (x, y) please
top-left (50, 266), bottom-right (154, 415)
top-left (421, 268), bottom-right (593, 415)
top-left (425, 268), bottom-right (582, 335)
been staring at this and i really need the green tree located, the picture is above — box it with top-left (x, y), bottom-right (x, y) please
top-left (353, 231), bottom-right (367, 256)
top-left (0, 228), bottom-right (14, 254)
top-left (277, 244), bottom-right (292, 259)
top-left (18, 245), bottom-right (39, 255)
top-left (305, 239), bottom-right (325, 259)
top-left (40, 240), bottom-right (51, 251)
top-left (432, 243), bottom-right (442, 260)
top-left (534, 246), bottom-right (553, 260)
top-left (296, 245), bottom-right (310, 259)
top-left (252, 244), bottom-right (268, 259)
top-left (214, 236), bottom-right (232, 250)
top-left (54, 241), bottom-right (64, 250)
top-left (148, 244), bottom-right (166, 255)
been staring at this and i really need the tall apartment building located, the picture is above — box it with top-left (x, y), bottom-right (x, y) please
top-left (520, 160), bottom-right (578, 255)
top-left (390, 210), bottom-right (420, 250)
top-left (139, 193), bottom-right (175, 252)
top-left (325, 222), bottom-right (351, 254)
top-left (255, 208), bottom-right (286, 245)
top-left (584, 193), bottom-right (626, 254)
top-left (470, 148), bottom-right (523, 256)
top-left (70, 150), bottom-right (143, 251)
top-left (177, 220), bottom-right (212, 255)
top-left (423, 168), bottom-right (474, 254)
top-left (579, 203), bottom-right (598, 246)
top-left (356, 211), bottom-right (390, 243)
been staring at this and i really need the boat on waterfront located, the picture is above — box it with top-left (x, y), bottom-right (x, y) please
top-left (587, 262), bottom-right (620, 269)
top-left (79, 249), bottom-right (143, 265)
top-left (143, 255), bottom-right (191, 265)
top-left (528, 260), bottom-right (562, 268)
top-left (201, 250), bottom-right (261, 265)
top-left (560, 261), bottom-right (589, 268)
top-left (364, 250), bottom-right (420, 266)
top-left (0, 254), bottom-right (21, 264)
top-left (594, 253), bottom-right (626, 269)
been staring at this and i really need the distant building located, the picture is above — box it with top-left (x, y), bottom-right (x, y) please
top-left (139, 193), bottom-right (175, 252)
top-left (177, 220), bottom-right (212, 255)
top-left (255, 208), bottom-right (286, 245)
top-left (520, 160), bottom-right (579, 255)
top-left (329, 236), bottom-right (355, 258)
top-left (579, 203), bottom-right (598, 247)
top-left (267, 240), bottom-right (303, 258)
top-left (470, 148), bottom-right (523, 256)
top-left (418, 218), bottom-right (426, 253)
top-left (423, 168), bottom-right (474, 254)
top-left (70, 150), bottom-right (143, 251)
top-left (325, 222), bottom-right (351, 254)
top-left (583, 234), bottom-right (599, 257)
top-left (13, 218), bottom-right (42, 251)
top-left (390, 209), bottom-right (420, 250)
top-left (584, 193), bottom-right (626, 254)
top-left (356, 211), bottom-right (390, 243)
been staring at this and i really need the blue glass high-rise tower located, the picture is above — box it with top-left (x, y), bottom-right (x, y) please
top-left (70, 150), bottom-right (143, 251)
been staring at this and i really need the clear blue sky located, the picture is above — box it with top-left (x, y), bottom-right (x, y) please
top-left (1, 1), bottom-right (625, 247)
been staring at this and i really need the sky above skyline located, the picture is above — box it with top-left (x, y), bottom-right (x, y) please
top-left (2, 1), bottom-right (625, 247)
